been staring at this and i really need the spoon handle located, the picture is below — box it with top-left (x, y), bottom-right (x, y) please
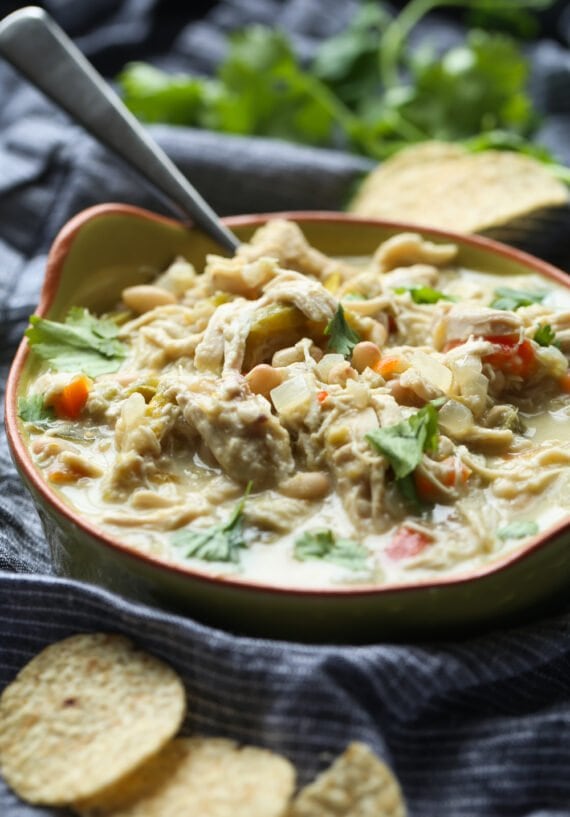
top-left (0, 6), bottom-right (239, 252)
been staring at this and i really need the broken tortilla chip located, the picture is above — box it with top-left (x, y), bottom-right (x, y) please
top-left (288, 742), bottom-right (407, 817)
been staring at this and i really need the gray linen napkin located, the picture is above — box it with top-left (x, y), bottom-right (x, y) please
top-left (3, 2), bottom-right (570, 815)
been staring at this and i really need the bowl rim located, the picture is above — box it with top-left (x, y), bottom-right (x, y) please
top-left (6, 202), bottom-right (570, 600)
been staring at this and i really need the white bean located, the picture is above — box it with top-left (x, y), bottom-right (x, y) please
top-left (351, 341), bottom-right (382, 373)
top-left (327, 362), bottom-right (358, 386)
top-left (272, 346), bottom-right (305, 367)
top-left (279, 471), bottom-right (331, 500)
top-left (122, 285), bottom-right (176, 314)
top-left (246, 364), bottom-right (284, 397)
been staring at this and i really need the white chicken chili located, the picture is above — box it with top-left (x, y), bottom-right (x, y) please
top-left (20, 221), bottom-right (570, 588)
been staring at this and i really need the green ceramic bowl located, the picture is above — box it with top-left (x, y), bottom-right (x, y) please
top-left (6, 204), bottom-right (570, 642)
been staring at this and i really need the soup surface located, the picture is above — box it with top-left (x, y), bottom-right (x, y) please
top-left (20, 221), bottom-right (570, 588)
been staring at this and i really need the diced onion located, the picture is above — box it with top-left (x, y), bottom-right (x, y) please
top-left (438, 400), bottom-right (474, 437)
top-left (453, 354), bottom-right (482, 381)
top-left (242, 257), bottom-right (278, 287)
top-left (535, 345), bottom-right (568, 378)
top-left (121, 392), bottom-right (146, 429)
top-left (453, 356), bottom-right (488, 405)
top-left (316, 354), bottom-right (346, 381)
top-left (411, 350), bottom-right (453, 393)
top-left (270, 375), bottom-right (312, 415)
top-left (346, 378), bottom-right (369, 409)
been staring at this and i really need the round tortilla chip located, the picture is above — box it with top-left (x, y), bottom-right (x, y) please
top-left (349, 142), bottom-right (568, 234)
top-left (289, 742), bottom-right (407, 817)
top-left (0, 633), bottom-right (186, 805)
top-left (74, 737), bottom-right (296, 817)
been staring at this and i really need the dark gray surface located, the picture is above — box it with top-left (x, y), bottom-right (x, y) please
top-left (0, 8), bottom-right (239, 250)
top-left (2, 2), bottom-right (570, 815)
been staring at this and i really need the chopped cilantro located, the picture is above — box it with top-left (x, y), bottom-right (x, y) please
top-left (324, 304), bottom-right (361, 358)
top-left (490, 287), bottom-right (547, 311)
top-left (25, 308), bottom-right (127, 377)
top-left (366, 401), bottom-right (440, 481)
top-left (533, 323), bottom-right (557, 347)
top-left (172, 483), bottom-right (252, 563)
top-left (17, 394), bottom-right (54, 427)
top-left (18, 395), bottom-right (87, 440)
top-left (395, 473), bottom-right (421, 506)
top-left (342, 292), bottom-right (368, 301)
top-left (394, 285), bottom-right (455, 304)
top-left (294, 529), bottom-right (368, 571)
top-left (497, 520), bottom-right (539, 540)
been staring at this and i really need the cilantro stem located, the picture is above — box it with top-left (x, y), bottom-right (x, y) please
top-left (379, 0), bottom-right (557, 89)
top-left (380, 0), bottom-right (463, 90)
top-left (290, 70), bottom-right (372, 152)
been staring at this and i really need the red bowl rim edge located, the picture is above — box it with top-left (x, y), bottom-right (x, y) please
top-left (6, 202), bottom-right (570, 601)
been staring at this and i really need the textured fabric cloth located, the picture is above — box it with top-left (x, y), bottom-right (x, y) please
top-left (2, 2), bottom-right (570, 815)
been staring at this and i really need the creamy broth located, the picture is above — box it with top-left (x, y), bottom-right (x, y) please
top-left (21, 222), bottom-right (570, 588)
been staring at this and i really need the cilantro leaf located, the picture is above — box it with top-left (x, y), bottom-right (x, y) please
top-left (324, 304), bottom-right (361, 358)
top-left (25, 308), bottom-right (127, 377)
top-left (395, 473), bottom-right (421, 506)
top-left (294, 529), bottom-right (368, 571)
top-left (18, 395), bottom-right (87, 440)
top-left (394, 285), bottom-right (455, 304)
top-left (497, 520), bottom-right (539, 540)
top-left (463, 129), bottom-right (555, 161)
top-left (118, 62), bottom-right (205, 125)
top-left (533, 323), bottom-right (557, 347)
top-left (342, 292), bottom-right (368, 301)
top-left (366, 402), bottom-right (440, 480)
top-left (490, 287), bottom-right (547, 311)
top-left (119, 28), bottom-right (346, 147)
top-left (17, 394), bottom-right (54, 427)
top-left (202, 27), bottom-right (336, 145)
top-left (312, 2), bottom-right (391, 106)
top-left (172, 483), bottom-right (252, 564)
top-left (375, 30), bottom-right (535, 145)
top-left (465, 1), bottom-right (554, 40)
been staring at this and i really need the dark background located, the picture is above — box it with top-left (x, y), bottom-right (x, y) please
top-left (0, 0), bottom-right (568, 75)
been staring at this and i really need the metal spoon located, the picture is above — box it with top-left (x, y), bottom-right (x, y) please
top-left (0, 6), bottom-right (240, 253)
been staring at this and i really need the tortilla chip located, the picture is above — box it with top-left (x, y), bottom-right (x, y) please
top-left (289, 742), bottom-right (407, 817)
top-left (74, 737), bottom-right (296, 817)
top-left (0, 633), bottom-right (186, 805)
top-left (349, 142), bottom-right (568, 233)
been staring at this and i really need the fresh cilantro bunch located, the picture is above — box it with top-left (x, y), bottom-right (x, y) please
top-left (121, 27), bottom-right (341, 147)
top-left (117, 0), bottom-right (565, 172)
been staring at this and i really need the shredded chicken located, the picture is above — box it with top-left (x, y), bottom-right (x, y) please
top-left (374, 232), bottom-right (457, 272)
top-left (177, 373), bottom-right (295, 488)
top-left (235, 218), bottom-right (355, 282)
top-left (434, 304), bottom-right (523, 347)
top-left (263, 270), bottom-right (337, 323)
